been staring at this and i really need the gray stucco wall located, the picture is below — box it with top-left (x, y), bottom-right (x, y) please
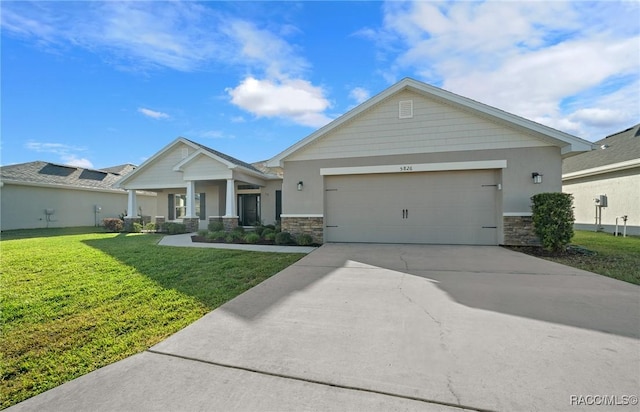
top-left (282, 146), bottom-right (562, 216)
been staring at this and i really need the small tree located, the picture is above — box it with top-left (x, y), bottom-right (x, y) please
top-left (531, 193), bottom-right (575, 253)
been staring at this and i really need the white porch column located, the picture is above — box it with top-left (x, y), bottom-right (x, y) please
top-left (224, 179), bottom-right (236, 217)
top-left (126, 190), bottom-right (137, 218)
top-left (185, 181), bottom-right (196, 218)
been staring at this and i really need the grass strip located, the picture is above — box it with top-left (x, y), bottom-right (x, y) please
top-left (1, 228), bottom-right (304, 409)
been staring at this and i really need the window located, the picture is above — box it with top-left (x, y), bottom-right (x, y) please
top-left (168, 193), bottom-right (205, 220)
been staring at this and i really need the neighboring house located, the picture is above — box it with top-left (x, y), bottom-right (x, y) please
top-left (115, 138), bottom-right (283, 232)
top-left (562, 123), bottom-right (640, 236)
top-left (0, 161), bottom-right (157, 231)
top-left (119, 78), bottom-right (593, 245)
top-left (267, 78), bottom-right (593, 245)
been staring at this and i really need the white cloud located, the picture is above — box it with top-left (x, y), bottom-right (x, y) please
top-left (138, 107), bottom-right (169, 119)
top-left (2, 1), bottom-right (335, 130)
top-left (25, 141), bottom-right (94, 168)
top-left (186, 130), bottom-right (235, 140)
top-left (62, 155), bottom-right (94, 169)
top-left (373, 0), bottom-right (640, 141)
top-left (349, 87), bottom-right (371, 104)
top-left (227, 77), bottom-right (332, 128)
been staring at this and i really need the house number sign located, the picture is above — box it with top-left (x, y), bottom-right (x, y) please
top-left (400, 166), bottom-right (413, 171)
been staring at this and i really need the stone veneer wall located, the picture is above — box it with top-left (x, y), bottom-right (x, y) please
top-left (155, 216), bottom-right (165, 230)
top-left (123, 217), bottom-right (141, 232)
top-left (503, 216), bottom-right (540, 246)
top-left (208, 216), bottom-right (238, 231)
top-left (182, 218), bottom-right (200, 233)
top-left (282, 217), bottom-right (324, 244)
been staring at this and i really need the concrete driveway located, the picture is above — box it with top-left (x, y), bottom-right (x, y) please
top-left (10, 244), bottom-right (639, 411)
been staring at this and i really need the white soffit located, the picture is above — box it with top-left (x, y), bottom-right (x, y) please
top-left (320, 160), bottom-right (507, 176)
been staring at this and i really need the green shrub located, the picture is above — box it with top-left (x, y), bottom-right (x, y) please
top-left (225, 231), bottom-right (243, 243)
top-left (254, 226), bottom-right (265, 236)
top-left (232, 226), bottom-right (245, 234)
top-left (164, 222), bottom-right (187, 235)
top-left (144, 222), bottom-right (156, 231)
top-left (275, 231), bottom-right (294, 245)
top-left (197, 229), bottom-right (209, 237)
top-left (263, 232), bottom-right (276, 241)
top-left (244, 233), bottom-right (261, 244)
top-left (261, 228), bottom-right (275, 237)
top-left (208, 221), bottom-right (224, 232)
top-left (208, 231), bottom-right (226, 240)
top-left (132, 222), bottom-right (143, 233)
top-left (264, 224), bottom-right (276, 230)
top-left (531, 192), bottom-right (575, 252)
top-left (296, 234), bottom-right (314, 246)
top-left (102, 218), bottom-right (123, 232)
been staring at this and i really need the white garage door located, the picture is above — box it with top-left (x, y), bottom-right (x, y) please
top-left (325, 170), bottom-right (499, 245)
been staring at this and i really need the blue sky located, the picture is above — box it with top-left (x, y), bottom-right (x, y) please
top-left (2, 1), bottom-right (639, 169)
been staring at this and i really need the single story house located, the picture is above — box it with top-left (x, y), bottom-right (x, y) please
top-left (115, 139), bottom-right (283, 232)
top-left (0, 162), bottom-right (157, 231)
top-left (562, 123), bottom-right (639, 236)
top-left (268, 78), bottom-right (594, 245)
top-left (117, 78), bottom-right (594, 245)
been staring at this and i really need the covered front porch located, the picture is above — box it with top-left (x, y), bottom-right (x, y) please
top-left (116, 137), bottom-right (282, 232)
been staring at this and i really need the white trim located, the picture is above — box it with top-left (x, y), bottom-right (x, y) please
top-left (562, 158), bottom-right (640, 181)
top-left (280, 214), bottom-right (324, 218)
top-left (503, 212), bottom-right (533, 217)
top-left (320, 160), bottom-right (507, 176)
top-left (267, 78), bottom-right (593, 167)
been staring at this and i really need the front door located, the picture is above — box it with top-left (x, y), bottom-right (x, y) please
top-left (238, 194), bottom-right (260, 226)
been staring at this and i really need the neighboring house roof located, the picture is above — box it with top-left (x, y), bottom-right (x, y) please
top-left (0, 161), bottom-right (137, 192)
top-left (268, 77), bottom-right (594, 167)
top-left (100, 164), bottom-right (137, 175)
top-left (251, 160), bottom-right (284, 178)
top-left (563, 123), bottom-right (640, 179)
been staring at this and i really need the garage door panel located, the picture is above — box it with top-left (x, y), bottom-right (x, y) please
top-left (325, 170), bottom-right (498, 245)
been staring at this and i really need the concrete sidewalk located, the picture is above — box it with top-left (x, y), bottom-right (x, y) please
top-left (158, 232), bottom-right (317, 254)
top-left (9, 244), bottom-right (639, 411)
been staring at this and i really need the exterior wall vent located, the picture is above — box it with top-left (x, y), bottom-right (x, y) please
top-left (181, 148), bottom-right (189, 159)
top-left (399, 100), bottom-right (413, 119)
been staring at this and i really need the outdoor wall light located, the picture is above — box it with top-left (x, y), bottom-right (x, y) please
top-left (531, 172), bottom-right (543, 184)
top-left (297, 181), bottom-right (304, 191)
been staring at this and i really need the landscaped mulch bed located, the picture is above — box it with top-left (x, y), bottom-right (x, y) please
top-left (191, 235), bottom-right (278, 245)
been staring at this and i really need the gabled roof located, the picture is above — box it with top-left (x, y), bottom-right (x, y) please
top-left (183, 138), bottom-right (264, 174)
top-left (563, 123), bottom-right (640, 178)
top-left (0, 161), bottom-right (136, 192)
top-left (268, 77), bottom-right (594, 167)
top-left (116, 137), bottom-right (274, 188)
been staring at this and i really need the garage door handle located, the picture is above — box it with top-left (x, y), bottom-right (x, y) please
top-left (402, 209), bottom-right (408, 219)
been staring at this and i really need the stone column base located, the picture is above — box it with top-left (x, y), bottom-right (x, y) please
top-left (282, 216), bottom-right (324, 244)
top-left (155, 216), bottom-right (165, 232)
top-left (503, 215), bottom-right (540, 246)
top-left (183, 218), bottom-right (200, 233)
top-left (123, 217), bottom-right (141, 232)
top-left (222, 217), bottom-right (239, 231)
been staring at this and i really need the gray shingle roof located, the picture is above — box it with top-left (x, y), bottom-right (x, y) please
top-left (183, 138), bottom-right (264, 174)
top-left (563, 123), bottom-right (640, 174)
top-left (0, 161), bottom-right (136, 191)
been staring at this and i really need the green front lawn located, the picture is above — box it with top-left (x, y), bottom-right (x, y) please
top-left (543, 230), bottom-right (640, 285)
top-left (0, 228), bottom-right (305, 409)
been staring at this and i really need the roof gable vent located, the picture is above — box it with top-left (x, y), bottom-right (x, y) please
top-left (399, 100), bottom-right (413, 119)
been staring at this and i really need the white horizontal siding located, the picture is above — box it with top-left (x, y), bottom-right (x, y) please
top-left (182, 154), bottom-right (230, 181)
top-left (288, 90), bottom-right (548, 161)
top-left (125, 144), bottom-right (193, 188)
